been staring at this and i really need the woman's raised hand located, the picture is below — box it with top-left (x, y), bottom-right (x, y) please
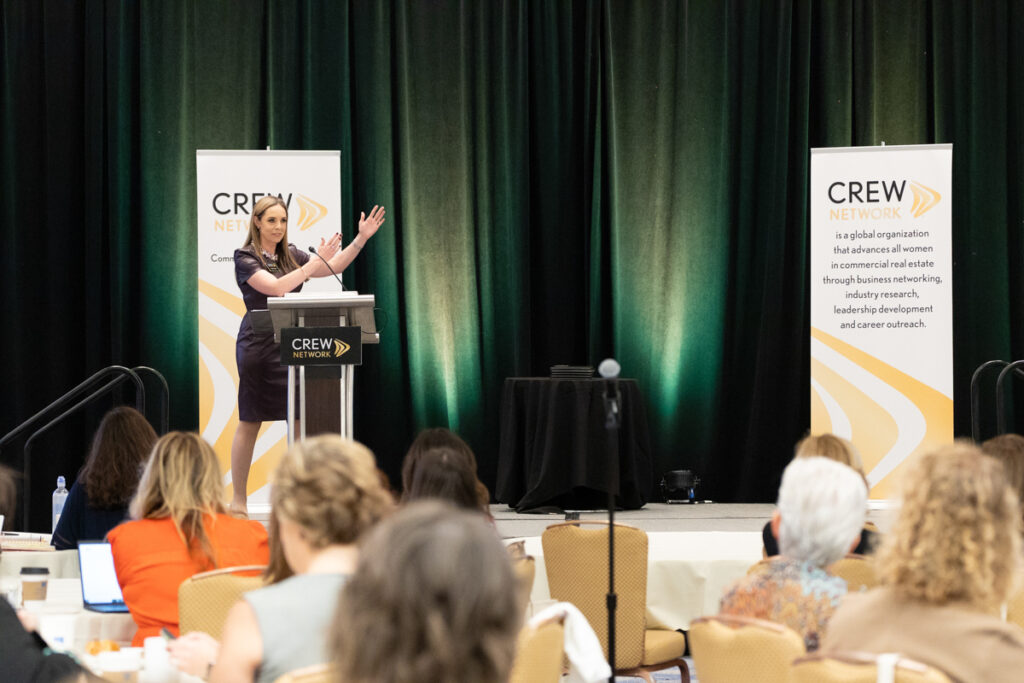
top-left (358, 205), bottom-right (387, 240)
top-left (317, 232), bottom-right (342, 261)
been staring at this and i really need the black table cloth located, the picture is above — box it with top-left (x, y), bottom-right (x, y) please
top-left (495, 378), bottom-right (653, 512)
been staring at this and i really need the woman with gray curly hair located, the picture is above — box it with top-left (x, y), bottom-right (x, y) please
top-left (822, 442), bottom-right (1024, 682)
top-left (720, 456), bottom-right (867, 650)
top-left (331, 501), bottom-right (521, 683)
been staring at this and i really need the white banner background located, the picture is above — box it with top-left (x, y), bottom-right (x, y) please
top-left (196, 150), bottom-right (342, 505)
top-left (810, 144), bottom-right (953, 499)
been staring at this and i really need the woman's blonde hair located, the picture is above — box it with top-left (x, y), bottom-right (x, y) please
top-left (794, 433), bottom-right (866, 478)
top-left (271, 436), bottom-right (394, 549)
top-left (129, 432), bottom-right (226, 568)
top-left (242, 195), bottom-right (300, 273)
top-left (332, 502), bottom-right (520, 683)
top-left (878, 442), bottom-right (1021, 611)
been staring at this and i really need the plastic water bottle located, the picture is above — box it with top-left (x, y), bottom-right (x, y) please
top-left (52, 476), bottom-right (68, 532)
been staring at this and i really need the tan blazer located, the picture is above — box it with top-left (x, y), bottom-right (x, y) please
top-left (822, 586), bottom-right (1024, 683)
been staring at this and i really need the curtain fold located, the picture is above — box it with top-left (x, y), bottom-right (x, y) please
top-left (3, 0), bottom-right (1024, 527)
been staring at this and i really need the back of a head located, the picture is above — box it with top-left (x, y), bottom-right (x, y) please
top-left (271, 435), bottom-right (394, 548)
top-left (130, 432), bottom-right (224, 520)
top-left (332, 501), bottom-right (520, 683)
top-left (129, 432), bottom-right (225, 566)
top-left (403, 447), bottom-right (481, 513)
top-left (401, 428), bottom-right (478, 487)
top-left (81, 406), bottom-right (158, 509)
top-left (878, 442), bottom-right (1021, 611)
top-left (981, 433), bottom-right (1024, 511)
top-left (777, 456), bottom-right (868, 567)
top-left (794, 433), bottom-right (866, 478)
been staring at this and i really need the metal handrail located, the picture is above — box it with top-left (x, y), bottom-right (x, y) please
top-left (131, 366), bottom-right (170, 434)
top-left (0, 366), bottom-right (145, 530)
top-left (996, 360), bottom-right (1024, 437)
top-left (971, 360), bottom-right (1009, 442)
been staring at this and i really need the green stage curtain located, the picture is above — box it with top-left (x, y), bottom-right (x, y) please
top-left (2, 0), bottom-right (1023, 527)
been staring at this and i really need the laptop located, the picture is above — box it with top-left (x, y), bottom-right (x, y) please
top-left (77, 541), bottom-right (130, 613)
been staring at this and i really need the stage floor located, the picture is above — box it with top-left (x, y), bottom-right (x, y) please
top-left (492, 502), bottom-right (897, 539)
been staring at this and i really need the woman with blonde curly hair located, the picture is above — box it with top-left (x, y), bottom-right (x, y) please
top-left (331, 501), bottom-right (521, 683)
top-left (169, 435), bottom-right (394, 683)
top-left (822, 442), bottom-right (1024, 682)
top-left (109, 432), bottom-right (269, 646)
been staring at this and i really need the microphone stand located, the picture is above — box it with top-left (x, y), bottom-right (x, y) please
top-left (602, 376), bottom-right (621, 682)
top-left (307, 245), bottom-right (345, 290)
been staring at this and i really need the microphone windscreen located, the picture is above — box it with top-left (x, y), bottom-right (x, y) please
top-left (308, 246), bottom-right (317, 253)
top-left (598, 358), bottom-right (620, 379)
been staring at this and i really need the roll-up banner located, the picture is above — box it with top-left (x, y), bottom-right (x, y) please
top-left (810, 144), bottom-right (953, 500)
top-left (196, 150), bottom-right (342, 505)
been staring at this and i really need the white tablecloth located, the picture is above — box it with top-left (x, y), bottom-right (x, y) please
top-left (22, 577), bottom-right (136, 650)
top-left (513, 530), bottom-right (763, 630)
top-left (0, 549), bottom-right (80, 579)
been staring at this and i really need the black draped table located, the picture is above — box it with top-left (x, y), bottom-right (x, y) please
top-left (495, 377), bottom-right (653, 512)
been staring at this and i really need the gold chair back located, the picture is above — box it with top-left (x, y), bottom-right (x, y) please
top-left (541, 521), bottom-right (648, 668)
top-left (509, 614), bottom-right (565, 683)
top-left (178, 564), bottom-right (267, 639)
top-left (688, 614), bottom-right (805, 683)
top-left (792, 651), bottom-right (952, 683)
top-left (1005, 586), bottom-right (1024, 630)
top-left (827, 554), bottom-right (878, 593)
top-left (272, 663), bottom-right (336, 683)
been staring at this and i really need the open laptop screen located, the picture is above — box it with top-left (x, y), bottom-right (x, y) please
top-left (77, 541), bottom-right (126, 607)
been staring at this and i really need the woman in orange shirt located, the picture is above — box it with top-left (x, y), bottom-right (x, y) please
top-left (109, 432), bottom-right (269, 646)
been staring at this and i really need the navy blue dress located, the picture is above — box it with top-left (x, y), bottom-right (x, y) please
top-left (234, 244), bottom-right (311, 422)
top-left (51, 480), bottom-right (129, 550)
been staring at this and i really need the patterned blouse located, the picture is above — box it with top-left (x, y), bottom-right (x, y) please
top-left (719, 558), bottom-right (847, 651)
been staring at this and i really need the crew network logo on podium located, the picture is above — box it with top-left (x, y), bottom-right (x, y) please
top-left (281, 326), bottom-right (362, 366)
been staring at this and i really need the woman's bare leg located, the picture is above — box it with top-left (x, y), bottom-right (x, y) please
top-left (231, 420), bottom-right (262, 516)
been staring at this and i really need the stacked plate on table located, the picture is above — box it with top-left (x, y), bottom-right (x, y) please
top-left (550, 365), bottom-right (595, 379)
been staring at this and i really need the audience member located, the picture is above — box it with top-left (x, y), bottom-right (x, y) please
top-left (52, 406), bottom-right (157, 550)
top-left (108, 432), bottom-right (268, 645)
top-left (763, 432), bottom-right (878, 556)
top-left (981, 433), bottom-right (1024, 520)
top-left (169, 436), bottom-right (394, 682)
top-left (721, 456), bottom-right (867, 650)
top-left (0, 467), bottom-right (94, 682)
top-left (401, 428), bottom-right (490, 515)
top-left (331, 501), bottom-right (521, 683)
top-left (403, 447), bottom-right (482, 512)
top-left (0, 463), bottom-right (16, 528)
top-left (822, 443), bottom-right (1024, 682)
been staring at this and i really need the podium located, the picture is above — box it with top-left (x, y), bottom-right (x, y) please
top-left (266, 292), bottom-right (378, 442)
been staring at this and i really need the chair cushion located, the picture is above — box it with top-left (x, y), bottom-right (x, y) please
top-left (641, 628), bottom-right (686, 666)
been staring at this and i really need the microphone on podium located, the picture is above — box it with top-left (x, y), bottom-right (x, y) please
top-left (308, 245), bottom-right (345, 290)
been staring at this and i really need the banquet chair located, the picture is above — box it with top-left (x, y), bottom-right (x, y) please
top-left (1005, 586), bottom-right (1024, 630)
top-left (512, 554), bottom-right (537, 615)
top-left (272, 663), bottom-right (336, 683)
top-left (509, 612), bottom-right (566, 683)
top-left (827, 554), bottom-right (878, 593)
top-left (688, 614), bottom-right (805, 683)
top-left (792, 651), bottom-right (952, 682)
top-left (178, 564), bottom-right (267, 639)
top-left (541, 521), bottom-right (689, 683)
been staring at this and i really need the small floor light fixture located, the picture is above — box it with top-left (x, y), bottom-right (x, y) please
top-left (661, 470), bottom-right (709, 504)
